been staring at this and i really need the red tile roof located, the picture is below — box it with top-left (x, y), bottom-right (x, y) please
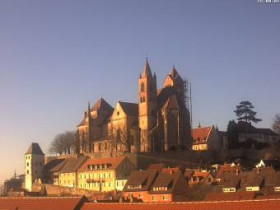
top-left (0, 196), bottom-right (86, 210)
top-left (215, 164), bottom-right (242, 179)
top-left (78, 156), bottom-right (126, 172)
top-left (82, 199), bottom-right (280, 210)
top-left (206, 191), bottom-right (256, 201)
top-left (192, 126), bottom-right (212, 143)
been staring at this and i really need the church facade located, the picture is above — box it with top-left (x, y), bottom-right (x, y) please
top-left (76, 61), bottom-right (191, 156)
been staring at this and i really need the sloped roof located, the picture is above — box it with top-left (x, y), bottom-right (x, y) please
top-left (25, 143), bottom-right (44, 155)
top-left (192, 126), bottom-right (213, 142)
top-left (162, 94), bottom-right (179, 110)
top-left (124, 169), bottom-right (159, 192)
top-left (215, 164), bottom-right (242, 179)
top-left (119, 102), bottom-right (138, 116)
top-left (169, 67), bottom-right (184, 85)
top-left (91, 98), bottom-right (113, 112)
top-left (222, 174), bottom-right (241, 188)
top-left (148, 163), bottom-right (166, 171)
top-left (192, 171), bottom-right (211, 179)
top-left (157, 86), bottom-right (186, 111)
top-left (77, 118), bottom-right (87, 127)
top-left (205, 191), bottom-right (256, 201)
top-left (184, 169), bottom-right (194, 179)
top-left (150, 171), bottom-right (182, 193)
top-left (236, 121), bottom-right (278, 136)
top-left (82, 199), bottom-right (280, 210)
top-left (78, 156), bottom-right (127, 172)
top-left (59, 156), bottom-right (89, 173)
top-left (49, 158), bottom-right (67, 172)
top-left (43, 158), bottom-right (65, 174)
top-left (0, 197), bottom-right (86, 210)
top-left (240, 172), bottom-right (264, 188)
top-left (141, 60), bottom-right (152, 78)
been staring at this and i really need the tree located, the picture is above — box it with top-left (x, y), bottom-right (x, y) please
top-left (108, 127), bottom-right (130, 157)
top-left (273, 114), bottom-right (280, 134)
top-left (234, 101), bottom-right (262, 124)
top-left (227, 120), bottom-right (239, 149)
top-left (48, 131), bottom-right (76, 155)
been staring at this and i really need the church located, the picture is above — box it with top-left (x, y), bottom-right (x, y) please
top-left (76, 61), bottom-right (191, 156)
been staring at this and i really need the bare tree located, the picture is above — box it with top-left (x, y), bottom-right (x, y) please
top-left (48, 131), bottom-right (76, 155)
top-left (273, 114), bottom-right (280, 134)
top-left (108, 127), bottom-right (130, 157)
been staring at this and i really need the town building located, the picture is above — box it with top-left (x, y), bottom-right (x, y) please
top-left (188, 170), bottom-right (215, 185)
top-left (122, 167), bottom-right (188, 202)
top-left (192, 125), bottom-right (221, 151)
top-left (236, 121), bottom-right (279, 144)
top-left (77, 156), bottom-right (135, 192)
top-left (76, 61), bottom-right (192, 156)
top-left (56, 156), bottom-right (88, 188)
top-left (24, 143), bottom-right (45, 191)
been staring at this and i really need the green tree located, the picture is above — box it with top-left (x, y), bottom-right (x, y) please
top-left (273, 114), bottom-right (280, 134)
top-left (234, 101), bottom-right (262, 124)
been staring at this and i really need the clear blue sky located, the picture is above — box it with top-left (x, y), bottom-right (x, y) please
top-left (0, 0), bottom-right (279, 183)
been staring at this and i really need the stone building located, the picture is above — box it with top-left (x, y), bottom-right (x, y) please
top-left (76, 61), bottom-right (191, 156)
top-left (25, 143), bottom-right (45, 191)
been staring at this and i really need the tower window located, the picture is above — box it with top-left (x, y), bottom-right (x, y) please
top-left (141, 83), bottom-right (145, 92)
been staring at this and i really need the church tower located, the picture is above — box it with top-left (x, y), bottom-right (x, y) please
top-left (138, 60), bottom-right (157, 152)
top-left (25, 143), bottom-right (44, 191)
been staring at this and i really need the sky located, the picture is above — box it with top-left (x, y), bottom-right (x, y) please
top-left (0, 0), bottom-right (279, 183)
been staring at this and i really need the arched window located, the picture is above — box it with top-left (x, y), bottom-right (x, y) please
top-left (141, 83), bottom-right (145, 92)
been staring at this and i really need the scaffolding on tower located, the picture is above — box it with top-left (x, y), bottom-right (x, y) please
top-left (183, 79), bottom-right (192, 129)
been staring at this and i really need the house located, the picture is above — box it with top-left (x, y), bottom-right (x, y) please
top-left (57, 155), bottom-right (89, 187)
top-left (122, 169), bottom-right (159, 202)
top-left (122, 167), bottom-right (188, 202)
top-left (189, 170), bottom-right (215, 185)
top-left (240, 171), bottom-right (264, 192)
top-left (221, 174), bottom-right (240, 193)
top-left (149, 170), bottom-right (188, 202)
top-left (215, 163), bottom-right (242, 183)
top-left (236, 121), bottom-right (279, 144)
top-left (77, 156), bottom-right (135, 192)
top-left (192, 125), bottom-right (221, 151)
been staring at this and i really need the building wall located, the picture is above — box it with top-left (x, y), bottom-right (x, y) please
top-left (25, 154), bottom-right (44, 191)
top-left (58, 172), bottom-right (77, 188)
top-left (78, 170), bottom-right (116, 192)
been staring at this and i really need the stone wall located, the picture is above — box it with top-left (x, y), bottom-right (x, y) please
top-left (33, 184), bottom-right (114, 200)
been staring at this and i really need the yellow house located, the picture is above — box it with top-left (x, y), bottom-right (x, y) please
top-left (77, 156), bottom-right (135, 192)
top-left (57, 156), bottom-right (88, 187)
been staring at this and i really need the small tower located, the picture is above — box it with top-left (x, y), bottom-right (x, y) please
top-left (138, 60), bottom-right (157, 152)
top-left (25, 143), bottom-right (44, 191)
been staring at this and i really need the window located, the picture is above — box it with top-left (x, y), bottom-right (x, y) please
top-left (275, 187), bottom-right (280, 192)
top-left (27, 162), bottom-right (29, 167)
top-left (152, 196), bottom-right (157, 202)
top-left (141, 83), bottom-right (145, 92)
top-left (27, 170), bottom-right (29, 174)
top-left (163, 195), bottom-right (168, 201)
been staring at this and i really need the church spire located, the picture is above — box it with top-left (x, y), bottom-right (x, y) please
top-left (88, 102), bottom-right (91, 119)
top-left (141, 59), bottom-right (152, 78)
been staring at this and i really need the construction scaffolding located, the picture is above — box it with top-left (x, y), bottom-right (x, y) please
top-left (184, 79), bottom-right (192, 128)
